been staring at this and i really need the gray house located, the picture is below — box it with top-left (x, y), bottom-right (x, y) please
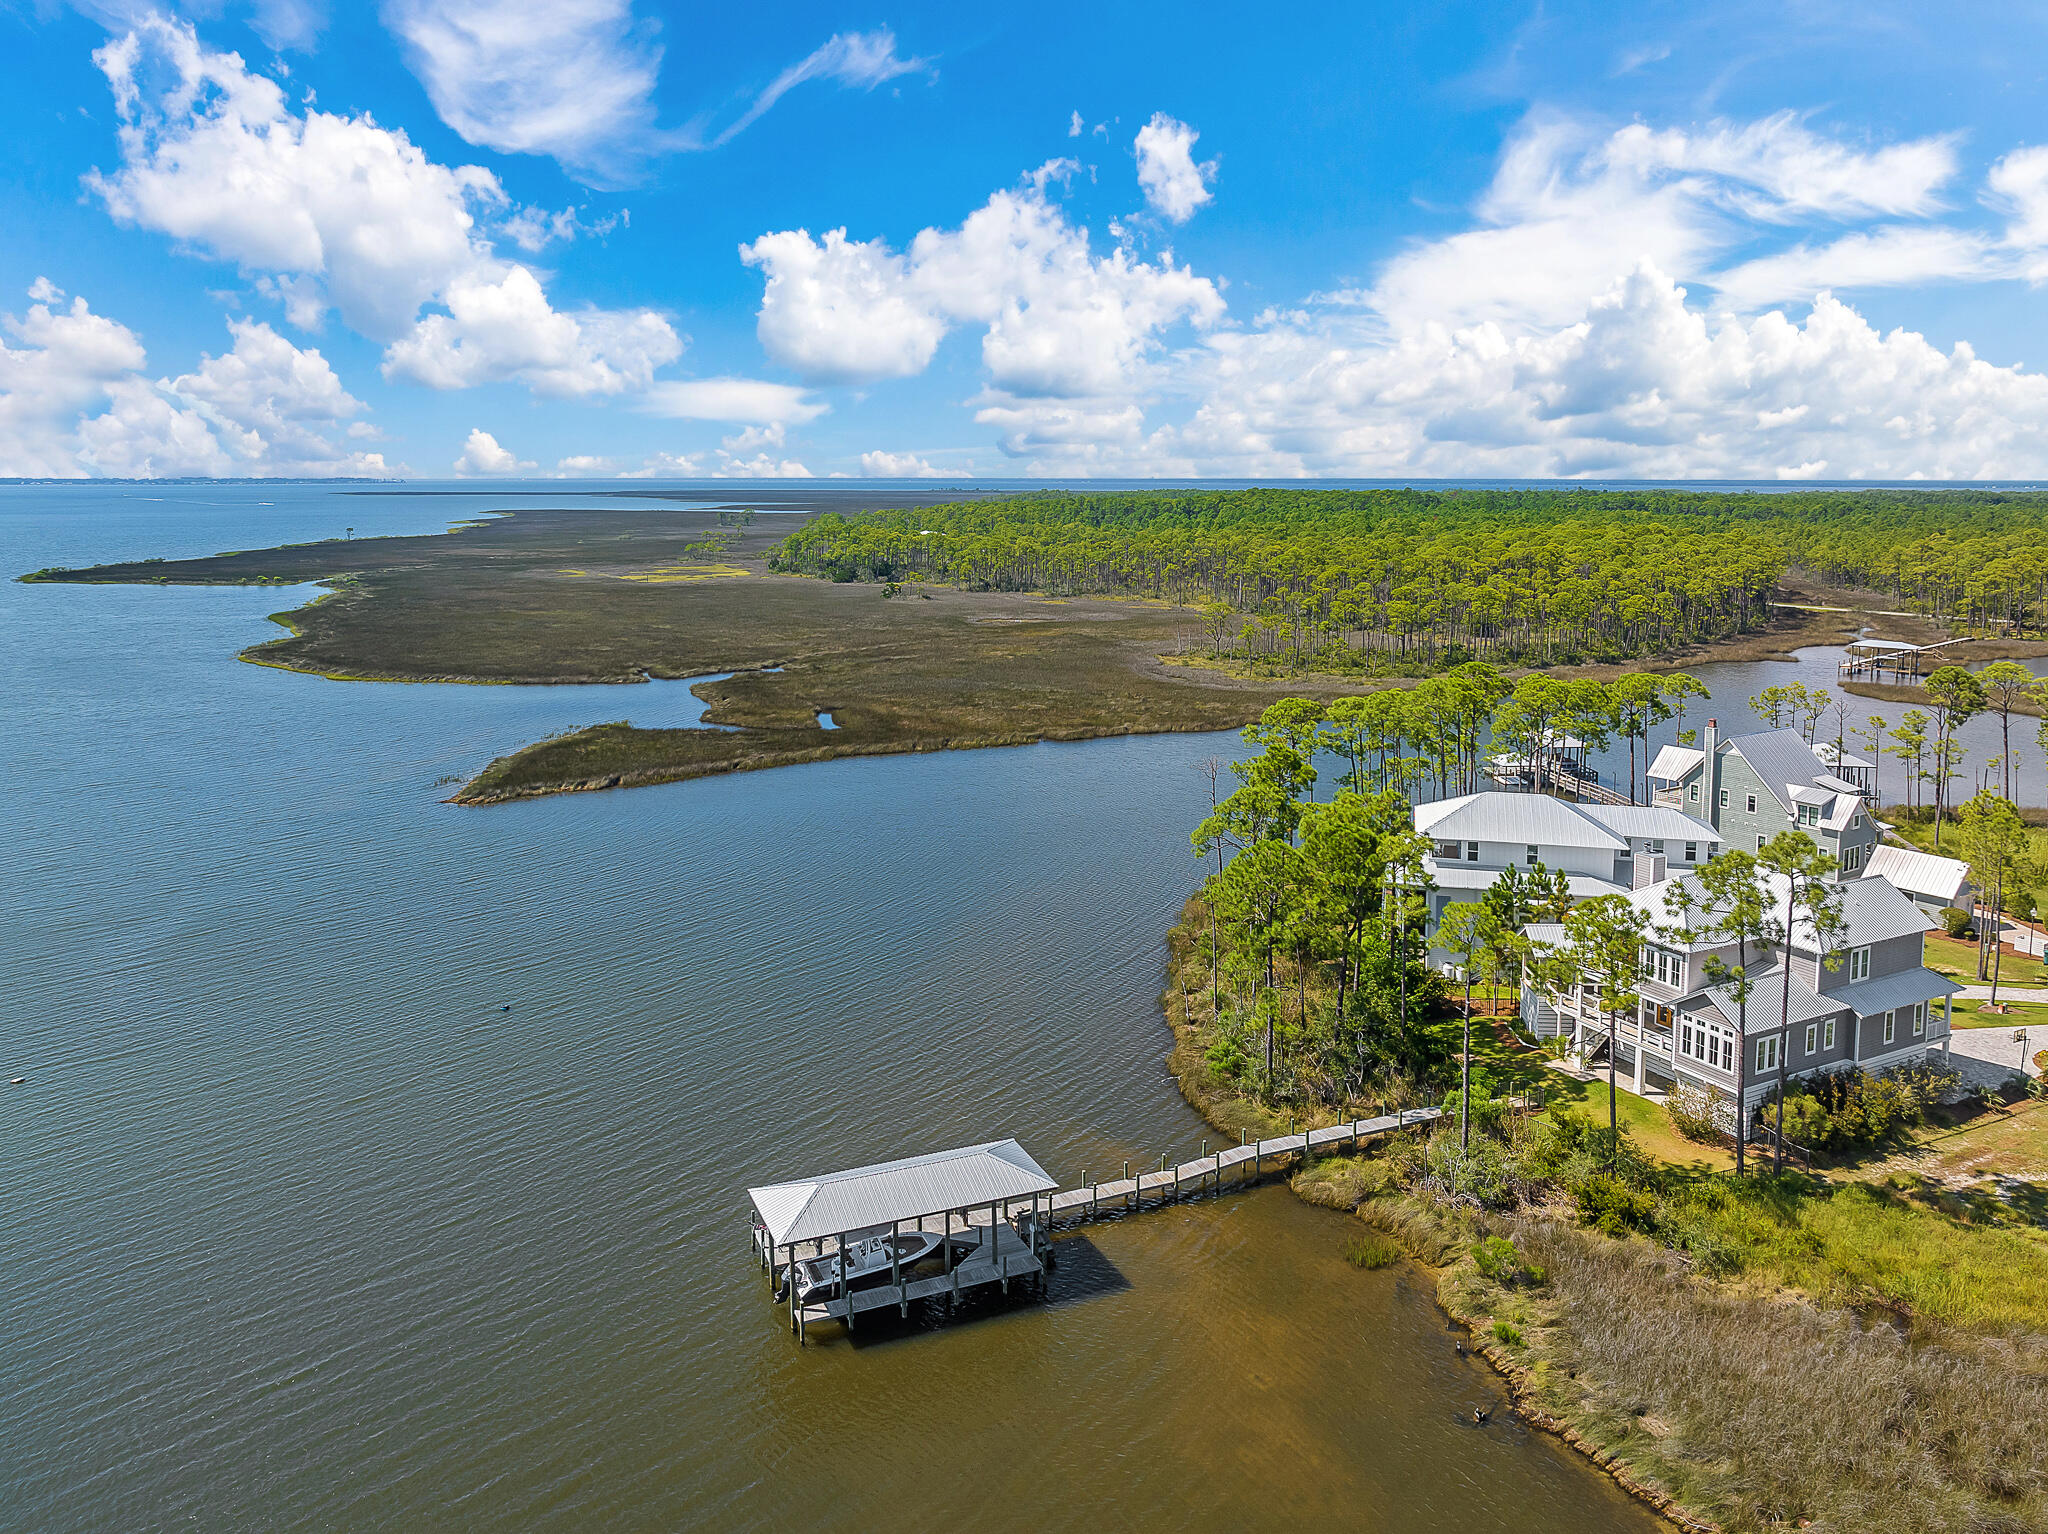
top-left (1522, 869), bottom-right (1958, 1132)
top-left (1647, 721), bottom-right (1880, 878)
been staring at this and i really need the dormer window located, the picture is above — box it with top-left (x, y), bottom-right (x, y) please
top-left (1797, 804), bottom-right (1819, 827)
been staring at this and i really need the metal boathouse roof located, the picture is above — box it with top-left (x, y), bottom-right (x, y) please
top-left (748, 1138), bottom-right (1057, 1247)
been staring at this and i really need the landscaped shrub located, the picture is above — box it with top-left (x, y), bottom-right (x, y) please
top-left (1774, 1090), bottom-right (1831, 1147)
top-left (1943, 906), bottom-right (1974, 939)
top-left (1780, 1061), bottom-right (1962, 1152)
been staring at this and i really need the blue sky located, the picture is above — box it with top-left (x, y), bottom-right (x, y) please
top-left (6, 0), bottom-right (2048, 479)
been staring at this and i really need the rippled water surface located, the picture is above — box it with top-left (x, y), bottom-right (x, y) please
top-left (0, 484), bottom-right (1673, 1531)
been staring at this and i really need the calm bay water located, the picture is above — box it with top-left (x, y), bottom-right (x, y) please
top-left (0, 479), bottom-right (1862, 1533)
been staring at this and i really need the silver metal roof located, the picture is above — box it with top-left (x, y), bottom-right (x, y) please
top-left (748, 1139), bottom-right (1056, 1247)
top-left (1724, 729), bottom-right (1837, 814)
top-left (1824, 966), bottom-right (1961, 1018)
top-left (1415, 791), bottom-right (1626, 850)
top-left (1863, 845), bottom-right (1970, 903)
top-left (1688, 966), bottom-right (1842, 1034)
top-left (1648, 745), bottom-right (1705, 782)
top-left (1634, 867), bottom-right (1934, 950)
top-left (1578, 803), bottom-right (1721, 844)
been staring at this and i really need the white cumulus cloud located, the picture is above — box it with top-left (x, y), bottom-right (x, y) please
top-left (1, 281), bottom-right (389, 477)
top-left (742, 162), bottom-right (1225, 394)
top-left (452, 427), bottom-right (534, 475)
top-left (858, 449), bottom-right (941, 477)
top-left (86, 14), bottom-right (678, 398)
top-left (1133, 113), bottom-right (1216, 223)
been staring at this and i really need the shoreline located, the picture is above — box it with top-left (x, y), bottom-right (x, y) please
top-left (1154, 901), bottom-right (1713, 1531)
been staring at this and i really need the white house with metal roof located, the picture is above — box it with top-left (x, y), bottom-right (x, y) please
top-left (1415, 791), bottom-right (1721, 960)
top-left (1522, 867), bottom-right (1959, 1133)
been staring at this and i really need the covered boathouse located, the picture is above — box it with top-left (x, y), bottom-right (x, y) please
top-left (748, 1138), bottom-right (1058, 1342)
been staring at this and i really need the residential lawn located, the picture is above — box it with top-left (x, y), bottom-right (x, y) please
top-left (1923, 929), bottom-right (2048, 988)
top-left (1541, 1071), bottom-right (1737, 1171)
top-left (1951, 997), bottom-right (2048, 1028)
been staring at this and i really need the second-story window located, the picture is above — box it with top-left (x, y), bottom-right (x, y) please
top-left (1746, 793), bottom-right (1758, 813)
top-left (1823, 1018), bottom-right (1836, 1049)
top-left (1467, 841), bottom-right (1479, 863)
top-left (1912, 1002), bottom-right (1925, 1036)
top-left (1797, 804), bottom-right (1818, 826)
top-left (1719, 788), bottom-right (1729, 808)
top-left (1756, 1035), bottom-right (1781, 1073)
top-left (1526, 844), bottom-right (1539, 866)
top-left (1804, 1022), bottom-right (1817, 1055)
top-left (1689, 782), bottom-right (1700, 802)
top-left (1848, 946), bottom-right (1871, 981)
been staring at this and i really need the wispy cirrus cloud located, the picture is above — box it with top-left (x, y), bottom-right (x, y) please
top-left (382, 3), bottom-right (929, 184)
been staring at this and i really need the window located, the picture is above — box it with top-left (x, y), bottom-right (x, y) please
top-left (1912, 1002), bottom-right (1925, 1037)
top-left (1848, 946), bottom-right (1871, 981)
top-left (1842, 844), bottom-right (1864, 874)
top-left (1797, 803), bottom-right (1818, 826)
top-left (1689, 782), bottom-right (1700, 802)
top-left (1757, 1035), bottom-right (1781, 1073)
top-left (1651, 838), bottom-right (1666, 854)
top-left (1757, 835), bottom-right (1767, 852)
top-left (1823, 1018), bottom-right (1836, 1050)
top-left (1684, 841), bottom-right (1698, 862)
top-left (1467, 841), bottom-right (1480, 863)
top-left (1680, 1014), bottom-right (1736, 1072)
top-left (1746, 793), bottom-right (1758, 813)
top-left (1719, 788), bottom-right (1729, 809)
top-left (1526, 844), bottom-right (1540, 866)
top-left (1883, 1011), bottom-right (1896, 1046)
top-left (1804, 1022), bottom-right (1818, 1055)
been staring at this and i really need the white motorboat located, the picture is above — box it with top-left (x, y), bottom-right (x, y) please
top-left (794, 1227), bottom-right (944, 1304)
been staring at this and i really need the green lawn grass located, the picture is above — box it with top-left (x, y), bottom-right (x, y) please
top-left (1924, 930), bottom-right (2048, 989)
top-left (1541, 1071), bottom-right (1737, 1170)
top-left (1952, 997), bottom-right (2048, 1028)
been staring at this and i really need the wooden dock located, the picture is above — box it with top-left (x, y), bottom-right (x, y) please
top-left (1039, 1107), bottom-right (1440, 1229)
top-left (754, 1111), bottom-right (1441, 1342)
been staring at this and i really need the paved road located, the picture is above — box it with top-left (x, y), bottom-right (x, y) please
top-left (1955, 986), bottom-right (2048, 1002)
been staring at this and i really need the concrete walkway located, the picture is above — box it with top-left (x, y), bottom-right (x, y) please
top-left (1948, 1024), bottom-right (2048, 1089)
top-left (1955, 985), bottom-right (2048, 1002)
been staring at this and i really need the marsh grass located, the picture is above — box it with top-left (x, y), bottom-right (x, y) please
top-left (1343, 1232), bottom-right (1401, 1269)
top-left (1498, 1220), bottom-right (2048, 1534)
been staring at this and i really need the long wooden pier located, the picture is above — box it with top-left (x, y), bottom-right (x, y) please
top-left (1038, 1107), bottom-right (1440, 1229)
top-left (754, 1110), bottom-right (1441, 1342)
